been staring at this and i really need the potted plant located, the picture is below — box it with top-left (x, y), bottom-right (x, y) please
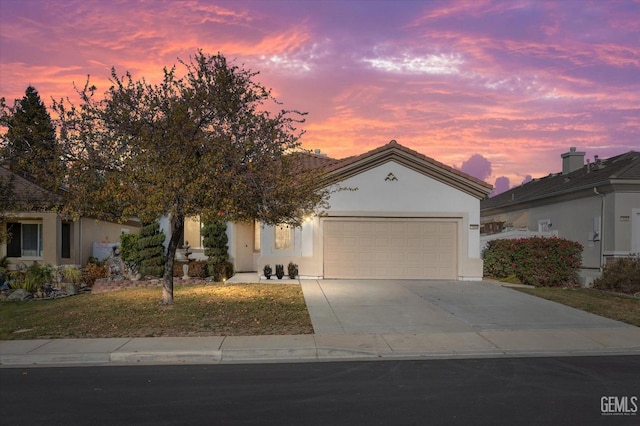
top-left (263, 264), bottom-right (272, 280)
top-left (275, 264), bottom-right (284, 279)
top-left (287, 262), bottom-right (298, 279)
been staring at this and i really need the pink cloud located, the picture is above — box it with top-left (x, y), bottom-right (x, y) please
top-left (1, 0), bottom-right (637, 188)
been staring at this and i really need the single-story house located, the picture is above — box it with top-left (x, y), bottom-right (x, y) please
top-left (180, 140), bottom-right (492, 280)
top-left (1, 165), bottom-right (140, 268)
top-left (481, 148), bottom-right (640, 284)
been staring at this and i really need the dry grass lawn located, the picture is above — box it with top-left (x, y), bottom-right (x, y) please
top-left (0, 283), bottom-right (313, 340)
top-left (514, 287), bottom-right (640, 327)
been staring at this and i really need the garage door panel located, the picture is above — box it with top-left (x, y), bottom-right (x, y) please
top-left (406, 238), bottom-right (423, 249)
top-left (324, 219), bottom-right (457, 279)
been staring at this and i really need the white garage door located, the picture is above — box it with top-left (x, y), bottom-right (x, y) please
top-left (323, 219), bottom-right (457, 279)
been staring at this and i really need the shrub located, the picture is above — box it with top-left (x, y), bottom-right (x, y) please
top-left (202, 219), bottom-right (231, 281)
top-left (83, 262), bottom-right (109, 287)
top-left (593, 256), bottom-right (640, 295)
top-left (61, 266), bottom-right (82, 284)
top-left (26, 262), bottom-right (53, 292)
top-left (188, 260), bottom-right (208, 278)
top-left (173, 261), bottom-right (183, 277)
top-left (202, 220), bottom-right (229, 265)
top-left (287, 262), bottom-right (298, 279)
top-left (275, 264), bottom-right (284, 279)
top-left (263, 264), bottom-right (272, 279)
top-left (210, 261), bottom-right (234, 282)
top-left (137, 221), bottom-right (165, 278)
top-left (119, 232), bottom-right (141, 274)
top-left (9, 262), bottom-right (53, 292)
top-left (0, 255), bottom-right (9, 283)
top-left (483, 237), bottom-right (582, 287)
top-left (86, 256), bottom-right (103, 265)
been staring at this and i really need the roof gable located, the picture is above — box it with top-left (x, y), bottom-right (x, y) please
top-left (321, 140), bottom-right (492, 199)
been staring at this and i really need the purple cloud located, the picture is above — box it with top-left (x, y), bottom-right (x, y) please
top-left (491, 176), bottom-right (511, 197)
top-left (459, 154), bottom-right (492, 182)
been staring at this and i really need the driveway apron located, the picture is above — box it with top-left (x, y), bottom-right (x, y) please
top-left (300, 279), bottom-right (631, 335)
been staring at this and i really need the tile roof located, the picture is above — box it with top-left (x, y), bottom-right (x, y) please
top-left (288, 151), bottom-right (339, 171)
top-left (311, 140), bottom-right (491, 190)
top-left (0, 163), bottom-right (62, 207)
top-left (291, 140), bottom-right (491, 199)
top-left (481, 150), bottom-right (640, 210)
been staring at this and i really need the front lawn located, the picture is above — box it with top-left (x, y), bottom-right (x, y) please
top-left (0, 283), bottom-right (313, 340)
top-left (514, 287), bottom-right (640, 327)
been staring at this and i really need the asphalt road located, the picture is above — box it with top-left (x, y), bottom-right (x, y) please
top-left (2, 356), bottom-right (639, 425)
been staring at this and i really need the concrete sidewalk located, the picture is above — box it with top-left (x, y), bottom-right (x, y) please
top-left (2, 328), bottom-right (639, 367)
top-left (2, 277), bottom-right (639, 367)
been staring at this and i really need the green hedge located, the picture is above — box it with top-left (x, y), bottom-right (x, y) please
top-left (483, 237), bottom-right (582, 287)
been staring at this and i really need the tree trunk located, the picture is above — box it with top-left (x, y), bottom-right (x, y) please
top-left (162, 214), bottom-right (184, 305)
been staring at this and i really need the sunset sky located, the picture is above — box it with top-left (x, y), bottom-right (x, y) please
top-left (1, 0), bottom-right (639, 194)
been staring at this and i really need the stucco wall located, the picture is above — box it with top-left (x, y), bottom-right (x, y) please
top-left (526, 195), bottom-right (604, 269)
top-left (259, 160), bottom-right (483, 279)
top-left (611, 192), bottom-right (640, 256)
top-left (80, 218), bottom-right (140, 265)
top-left (2, 213), bottom-right (139, 267)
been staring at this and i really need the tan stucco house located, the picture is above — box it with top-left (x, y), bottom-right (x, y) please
top-left (481, 148), bottom-right (640, 284)
top-left (180, 141), bottom-right (492, 281)
top-left (1, 165), bottom-right (140, 268)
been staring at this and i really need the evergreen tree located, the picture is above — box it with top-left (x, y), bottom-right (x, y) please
top-left (202, 219), bottom-right (229, 265)
top-left (137, 221), bottom-right (165, 278)
top-left (119, 232), bottom-right (141, 275)
top-left (0, 86), bottom-right (63, 192)
top-left (202, 219), bottom-right (233, 280)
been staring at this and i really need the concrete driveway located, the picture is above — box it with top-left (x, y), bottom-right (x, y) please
top-left (301, 279), bottom-right (632, 335)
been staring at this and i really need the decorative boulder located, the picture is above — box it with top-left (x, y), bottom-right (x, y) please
top-left (7, 289), bottom-right (32, 301)
top-left (64, 282), bottom-right (77, 296)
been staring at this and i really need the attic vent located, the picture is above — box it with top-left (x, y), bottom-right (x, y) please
top-left (385, 173), bottom-right (398, 181)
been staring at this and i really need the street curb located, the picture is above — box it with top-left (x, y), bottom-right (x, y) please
top-left (0, 353), bottom-right (111, 366)
top-left (110, 350), bottom-right (223, 364)
top-left (2, 348), bottom-right (640, 368)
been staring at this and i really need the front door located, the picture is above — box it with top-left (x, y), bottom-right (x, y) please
top-left (235, 222), bottom-right (256, 272)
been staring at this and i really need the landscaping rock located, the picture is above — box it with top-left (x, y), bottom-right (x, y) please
top-left (7, 289), bottom-right (32, 301)
top-left (64, 282), bottom-right (77, 296)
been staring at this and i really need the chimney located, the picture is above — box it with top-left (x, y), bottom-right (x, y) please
top-left (561, 147), bottom-right (585, 175)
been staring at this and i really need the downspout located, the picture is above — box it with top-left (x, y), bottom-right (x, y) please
top-left (594, 187), bottom-right (605, 272)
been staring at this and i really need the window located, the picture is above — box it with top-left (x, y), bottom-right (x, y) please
top-left (274, 225), bottom-right (292, 250)
top-left (6, 222), bottom-right (43, 258)
top-left (61, 223), bottom-right (71, 259)
top-left (184, 216), bottom-right (204, 248)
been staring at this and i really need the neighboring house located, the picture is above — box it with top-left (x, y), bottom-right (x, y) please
top-left (481, 148), bottom-right (640, 285)
top-left (180, 141), bottom-right (492, 281)
top-left (1, 165), bottom-right (140, 268)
